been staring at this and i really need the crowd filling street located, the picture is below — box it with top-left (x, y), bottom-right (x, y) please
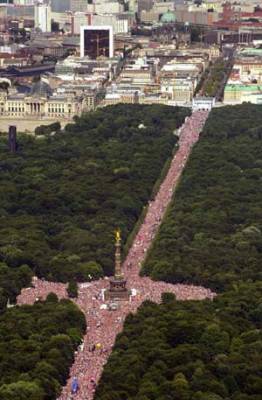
top-left (17, 110), bottom-right (215, 400)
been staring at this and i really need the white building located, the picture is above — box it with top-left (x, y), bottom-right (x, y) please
top-left (92, 14), bottom-right (128, 34)
top-left (14, 0), bottom-right (35, 5)
top-left (73, 12), bottom-right (91, 35)
top-left (72, 12), bottom-right (128, 35)
top-left (86, 1), bottom-right (124, 14)
top-left (34, 3), bottom-right (51, 32)
top-left (70, 0), bottom-right (88, 12)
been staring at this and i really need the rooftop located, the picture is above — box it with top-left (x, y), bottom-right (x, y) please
top-left (224, 84), bottom-right (262, 92)
top-left (30, 80), bottom-right (53, 97)
top-left (238, 48), bottom-right (262, 57)
top-left (160, 10), bottom-right (176, 23)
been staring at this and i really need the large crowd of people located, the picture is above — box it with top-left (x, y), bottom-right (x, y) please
top-left (17, 110), bottom-right (215, 400)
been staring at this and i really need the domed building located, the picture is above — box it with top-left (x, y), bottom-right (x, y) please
top-left (0, 77), bottom-right (82, 122)
top-left (160, 10), bottom-right (176, 24)
top-left (30, 79), bottom-right (53, 98)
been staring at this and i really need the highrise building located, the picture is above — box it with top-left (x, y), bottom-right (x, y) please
top-left (50, 0), bottom-right (87, 12)
top-left (138, 0), bottom-right (153, 14)
top-left (13, 0), bottom-right (35, 4)
top-left (34, 3), bottom-right (51, 32)
top-left (128, 0), bottom-right (138, 13)
top-left (71, 0), bottom-right (87, 12)
top-left (72, 12), bottom-right (92, 34)
top-left (51, 0), bottom-right (70, 12)
top-left (92, 14), bottom-right (129, 34)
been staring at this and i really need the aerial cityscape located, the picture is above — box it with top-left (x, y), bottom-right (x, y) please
top-left (0, 0), bottom-right (261, 400)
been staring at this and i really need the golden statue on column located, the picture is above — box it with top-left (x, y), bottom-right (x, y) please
top-left (105, 228), bottom-right (130, 302)
top-left (115, 229), bottom-right (121, 241)
top-left (114, 229), bottom-right (123, 280)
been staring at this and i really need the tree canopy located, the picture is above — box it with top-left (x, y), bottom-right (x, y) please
top-left (0, 104), bottom-right (189, 311)
top-left (0, 297), bottom-right (86, 400)
top-left (142, 104), bottom-right (262, 292)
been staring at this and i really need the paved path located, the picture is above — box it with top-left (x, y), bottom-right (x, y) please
top-left (0, 118), bottom-right (68, 134)
top-left (17, 110), bottom-right (214, 400)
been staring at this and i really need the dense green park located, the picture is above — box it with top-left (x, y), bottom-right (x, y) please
top-left (1, 103), bottom-right (262, 400)
top-left (0, 104), bottom-right (190, 310)
top-left (142, 104), bottom-right (262, 292)
top-left (96, 104), bottom-right (262, 400)
top-left (0, 295), bottom-right (86, 400)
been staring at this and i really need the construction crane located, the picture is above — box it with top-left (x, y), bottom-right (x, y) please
top-left (89, 34), bottom-right (110, 58)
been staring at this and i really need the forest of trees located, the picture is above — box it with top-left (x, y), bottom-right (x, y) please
top-left (95, 104), bottom-right (262, 400)
top-left (142, 104), bottom-right (262, 292)
top-left (0, 295), bottom-right (86, 400)
top-left (0, 104), bottom-right (190, 310)
top-left (1, 103), bottom-right (261, 400)
top-left (95, 282), bottom-right (262, 400)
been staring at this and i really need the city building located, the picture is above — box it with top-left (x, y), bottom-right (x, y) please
top-left (0, 4), bottom-right (35, 31)
top-left (0, 78), bottom-right (84, 120)
top-left (223, 44), bottom-right (262, 104)
top-left (50, 0), bottom-right (87, 13)
top-left (102, 89), bottom-right (139, 106)
top-left (138, 0), bottom-right (154, 15)
top-left (91, 1), bottom-right (124, 15)
top-left (34, 3), bottom-right (51, 32)
top-left (234, 48), bottom-right (262, 83)
top-left (55, 55), bottom-right (122, 81)
top-left (92, 14), bottom-right (129, 35)
top-left (160, 78), bottom-right (194, 103)
top-left (101, 44), bottom-right (210, 107)
top-left (224, 84), bottom-right (262, 104)
top-left (72, 12), bottom-right (92, 35)
top-left (51, 10), bottom-right (72, 31)
top-left (70, 0), bottom-right (88, 12)
top-left (175, 3), bottom-right (219, 26)
top-left (25, 37), bottom-right (65, 57)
